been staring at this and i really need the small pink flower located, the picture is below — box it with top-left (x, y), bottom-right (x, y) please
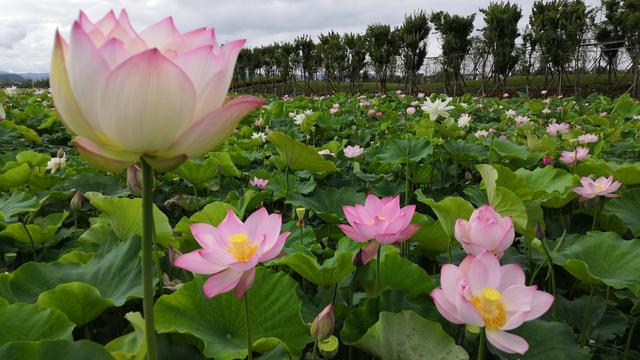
top-left (499, 135), bottom-right (508, 141)
top-left (329, 107), bottom-right (339, 115)
top-left (174, 208), bottom-right (290, 298)
top-left (572, 176), bottom-right (621, 201)
top-left (542, 155), bottom-right (553, 165)
top-left (417, 92), bottom-right (425, 98)
top-left (249, 177), bottom-right (268, 190)
top-left (361, 101), bottom-right (371, 107)
top-left (343, 145), bottom-right (364, 158)
top-left (376, 111), bottom-right (383, 118)
top-left (332, 103), bottom-right (340, 109)
top-left (454, 205), bottom-right (514, 258)
top-left (577, 134), bottom-right (598, 144)
top-left (475, 130), bottom-right (490, 138)
top-left (367, 109), bottom-right (376, 116)
top-left (430, 253), bottom-right (554, 354)
top-left (560, 147), bottom-right (589, 164)
top-left (339, 194), bottom-right (420, 248)
top-left (406, 107), bottom-right (416, 116)
top-left (546, 122), bottom-right (570, 136)
top-left (542, 108), bottom-right (551, 114)
top-left (514, 115), bottom-right (530, 126)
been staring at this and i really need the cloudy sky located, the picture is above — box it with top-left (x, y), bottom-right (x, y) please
top-left (0, 0), bottom-right (601, 73)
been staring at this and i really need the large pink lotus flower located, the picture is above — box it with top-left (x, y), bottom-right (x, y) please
top-left (343, 145), bottom-right (364, 158)
top-left (454, 205), bottom-right (514, 258)
top-left (431, 253), bottom-right (554, 354)
top-left (173, 208), bottom-right (290, 298)
top-left (572, 176), bottom-right (621, 200)
top-left (339, 195), bottom-right (420, 264)
top-left (560, 147), bottom-right (589, 164)
top-left (50, 10), bottom-right (265, 172)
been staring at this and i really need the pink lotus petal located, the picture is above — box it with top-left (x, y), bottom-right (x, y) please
top-left (173, 250), bottom-right (225, 274)
top-left (203, 268), bottom-right (243, 298)
top-left (139, 16), bottom-right (180, 49)
top-left (455, 295), bottom-right (484, 326)
top-left (486, 330), bottom-right (528, 354)
top-left (431, 289), bottom-right (464, 324)
top-left (498, 264), bottom-right (525, 290)
top-left (259, 231), bottom-right (289, 262)
top-left (189, 223), bottom-right (220, 249)
top-left (234, 268), bottom-right (256, 298)
top-left (501, 285), bottom-right (534, 312)
top-left (216, 208), bottom-right (247, 243)
top-left (337, 224), bottom-right (369, 242)
top-left (98, 38), bottom-right (130, 68)
top-left (73, 137), bottom-right (139, 171)
top-left (155, 95), bottom-right (265, 159)
top-left (99, 48), bottom-right (197, 153)
top-left (524, 290), bottom-right (554, 321)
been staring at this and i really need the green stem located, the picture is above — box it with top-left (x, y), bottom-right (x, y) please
top-left (623, 316), bottom-right (638, 360)
top-left (312, 341), bottom-right (318, 360)
top-left (580, 286), bottom-right (595, 345)
top-left (22, 222), bottom-right (37, 261)
top-left (375, 244), bottom-right (381, 299)
top-left (477, 328), bottom-right (486, 360)
top-left (141, 160), bottom-right (158, 360)
top-left (244, 295), bottom-right (253, 360)
top-left (540, 239), bottom-right (557, 320)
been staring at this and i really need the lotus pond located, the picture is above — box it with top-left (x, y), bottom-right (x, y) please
top-left (1, 88), bottom-right (640, 359)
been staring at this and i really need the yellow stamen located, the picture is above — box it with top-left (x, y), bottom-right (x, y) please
top-left (594, 183), bottom-right (605, 191)
top-left (470, 287), bottom-right (507, 329)
top-left (226, 233), bottom-right (258, 262)
top-left (376, 216), bottom-right (386, 221)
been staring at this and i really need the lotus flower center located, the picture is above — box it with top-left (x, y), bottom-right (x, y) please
top-left (594, 183), bottom-right (605, 191)
top-left (470, 288), bottom-right (507, 330)
top-left (226, 233), bottom-right (258, 262)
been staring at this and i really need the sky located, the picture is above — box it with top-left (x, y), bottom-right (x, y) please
top-left (0, 0), bottom-right (601, 73)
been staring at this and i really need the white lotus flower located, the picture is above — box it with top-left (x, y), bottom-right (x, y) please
top-left (421, 98), bottom-right (454, 121)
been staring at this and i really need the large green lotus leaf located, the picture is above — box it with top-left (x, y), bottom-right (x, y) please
top-left (489, 320), bottom-right (590, 360)
top-left (352, 311), bottom-right (468, 360)
top-left (0, 302), bottom-right (74, 346)
top-left (268, 174), bottom-right (316, 201)
top-left (0, 163), bottom-right (31, 189)
top-left (0, 120), bottom-right (41, 143)
top-left (36, 282), bottom-right (113, 326)
top-left (173, 157), bottom-right (220, 185)
top-left (51, 173), bottom-right (128, 197)
top-left (16, 150), bottom-right (50, 167)
top-left (377, 138), bottom-right (433, 164)
top-left (268, 132), bottom-right (337, 173)
top-left (514, 166), bottom-right (578, 205)
top-left (576, 158), bottom-right (640, 185)
top-left (477, 164), bottom-right (531, 201)
top-left (442, 140), bottom-right (487, 162)
top-left (552, 231), bottom-right (640, 294)
top-left (491, 186), bottom-right (528, 236)
top-left (155, 268), bottom-right (310, 360)
top-left (360, 250), bottom-right (435, 299)
top-left (416, 190), bottom-right (474, 239)
top-left (209, 151), bottom-right (241, 177)
top-left (0, 212), bottom-right (68, 248)
top-left (287, 187), bottom-right (365, 224)
top-left (105, 312), bottom-right (146, 360)
top-left (603, 188), bottom-right (640, 237)
top-left (85, 192), bottom-right (175, 247)
top-left (556, 295), bottom-right (628, 344)
top-left (0, 235), bottom-right (147, 306)
top-left (0, 340), bottom-right (113, 360)
top-left (274, 238), bottom-right (355, 288)
top-left (487, 139), bottom-right (533, 160)
top-left (0, 192), bottom-right (39, 223)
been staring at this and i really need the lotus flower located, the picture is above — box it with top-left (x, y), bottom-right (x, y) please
top-left (249, 177), bottom-right (268, 190)
top-left (310, 304), bottom-right (335, 342)
top-left (47, 151), bottom-right (67, 174)
top-left (406, 107), bottom-right (416, 116)
top-left (546, 122), bottom-right (570, 136)
top-left (430, 253), bottom-right (554, 354)
top-left (126, 164), bottom-right (142, 195)
top-left (560, 147), bottom-right (589, 164)
top-left (572, 176), bottom-right (621, 200)
top-left (421, 98), bottom-right (453, 120)
top-left (455, 205), bottom-right (514, 258)
top-left (50, 10), bottom-right (265, 172)
top-left (577, 133), bottom-right (598, 144)
top-left (174, 208), bottom-right (289, 298)
top-left (339, 194), bottom-right (420, 247)
top-left (457, 113), bottom-right (472, 128)
top-left (514, 115), bottom-right (530, 126)
top-left (343, 145), bottom-right (364, 158)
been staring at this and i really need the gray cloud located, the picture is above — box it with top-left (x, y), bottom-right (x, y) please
top-left (0, 0), bottom-right (600, 73)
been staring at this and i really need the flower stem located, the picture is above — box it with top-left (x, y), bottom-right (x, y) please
top-left (141, 159), bottom-right (158, 360)
top-left (477, 328), bottom-right (486, 360)
top-left (623, 316), bottom-right (638, 360)
top-left (244, 295), bottom-right (253, 360)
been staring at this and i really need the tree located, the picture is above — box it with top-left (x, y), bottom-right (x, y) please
top-left (481, 2), bottom-right (522, 87)
top-left (277, 42), bottom-right (296, 93)
top-left (317, 31), bottom-right (346, 92)
top-left (595, 0), bottom-right (625, 84)
top-left (295, 35), bottom-right (317, 94)
top-left (530, 0), bottom-right (588, 93)
top-left (622, 0), bottom-right (640, 97)
top-left (343, 33), bottom-right (367, 91)
top-left (398, 11), bottom-right (430, 93)
top-left (365, 24), bottom-right (400, 92)
top-left (431, 11), bottom-right (476, 95)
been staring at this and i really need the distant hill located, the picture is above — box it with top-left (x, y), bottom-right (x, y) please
top-left (0, 71), bottom-right (48, 85)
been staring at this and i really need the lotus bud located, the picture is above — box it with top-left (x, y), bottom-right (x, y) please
top-left (296, 207), bottom-right (305, 228)
top-left (127, 164), bottom-right (143, 196)
top-left (310, 304), bottom-right (335, 342)
top-left (70, 191), bottom-right (84, 210)
top-left (56, 148), bottom-right (65, 158)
